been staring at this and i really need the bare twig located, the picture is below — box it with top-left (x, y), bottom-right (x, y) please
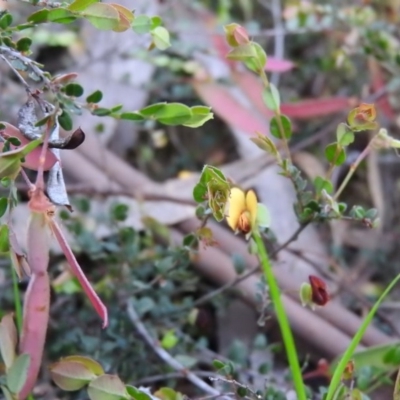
top-left (183, 222), bottom-right (310, 310)
top-left (0, 45), bottom-right (52, 87)
top-left (126, 301), bottom-right (224, 397)
top-left (209, 376), bottom-right (261, 400)
top-left (134, 371), bottom-right (222, 386)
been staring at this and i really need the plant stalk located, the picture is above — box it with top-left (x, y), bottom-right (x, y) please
top-left (259, 70), bottom-right (292, 164)
top-left (11, 266), bottom-right (22, 333)
top-left (253, 232), bottom-right (307, 400)
top-left (334, 139), bottom-right (374, 201)
top-left (326, 271), bottom-right (400, 400)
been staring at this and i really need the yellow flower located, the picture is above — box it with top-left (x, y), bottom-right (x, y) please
top-left (226, 188), bottom-right (258, 238)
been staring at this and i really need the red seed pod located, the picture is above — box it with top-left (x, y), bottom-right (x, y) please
top-left (309, 275), bottom-right (329, 306)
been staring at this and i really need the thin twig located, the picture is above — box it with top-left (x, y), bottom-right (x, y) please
top-left (286, 247), bottom-right (400, 337)
top-left (209, 376), bottom-right (261, 400)
top-left (0, 45), bottom-right (51, 86)
top-left (0, 54), bottom-right (31, 92)
top-left (126, 301), bottom-right (225, 397)
top-left (186, 223), bottom-right (310, 309)
top-left (134, 371), bottom-right (222, 386)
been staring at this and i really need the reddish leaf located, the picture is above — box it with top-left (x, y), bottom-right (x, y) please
top-left (193, 80), bottom-right (268, 135)
top-left (0, 122), bottom-right (58, 171)
top-left (18, 207), bottom-right (53, 400)
top-left (280, 97), bottom-right (352, 119)
top-left (265, 57), bottom-right (295, 73)
top-left (49, 219), bottom-right (108, 328)
top-left (233, 72), bottom-right (352, 120)
top-left (232, 70), bottom-right (274, 120)
top-left (368, 57), bottom-right (395, 120)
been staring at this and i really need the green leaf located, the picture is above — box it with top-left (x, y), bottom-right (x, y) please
top-left (58, 110), bottom-right (73, 131)
top-left (86, 90), bottom-right (103, 103)
top-left (364, 208), bottom-right (378, 220)
top-left (232, 253), bottom-right (246, 274)
top-left (200, 165), bottom-right (227, 184)
top-left (50, 360), bottom-right (97, 391)
top-left (270, 115), bottom-right (292, 139)
top-left (1, 385), bottom-right (14, 400)
top-left (139, 102), bottom-right (166, 116)
top-left (0, 314), bottom-right (17, 370)
top-left (68, 0), bottom-right (99, 12)
top-left (182, 233), bottom-right (199, 250)
top-left (7, 353), bottom-right (30, 394)
top-left (0, 13), bottom-right (13, 29)
top-left (131, 15), bottom-right (151, 34)
top-left (7, 137), bottom-right (21, 147)
top-left (111, 203), bottom-right (129, 221)
top-left (154, 387), bottom-right (183, 400)
top-left (227, 43), bottom-right (256, 61)
top-left (119, 112), bottom-right (144, 121)
top-left (61, 355), bottom-right (104, 375)
top-left (0, 197), bottom-right (8, 219)
top-left (314, 176), bottom-right (333, 195)
top-left (182, 106), bottom-right (213, 128)
top-left (350, 205), bottom-right (365, 219)
top-left (92, 108), bottom-right (112, 116)
top-left (16, 23), bottom-right (35, 31)
top-left (35, 115), bottom-right (51, 127)
top-left (150, 16), bottom-right (162, 29)
top-left (0, 224), bottom-right (9, 253)
top-left (155, 103), bottom-right (191, 125)
top-left (125, 386), bottom-right (153, 400)
top-left (141, 103), bottom-right (192, 125)
top-left (262, 84), bottom-right (280, 112)
top-left (65, 83), bottom-right (84, 97)
top-left (193, 183), bottom-right (207, 203)
top-left (82, 3), bottom-right (120, 30)
top-left (47, 8), bottom-right (76, 23)
top-left (151, 26), bottom-right (171, 50)
top-left (16, 38), bottom-right (32, 52)
top-left (336, 123), bottom-right (355, 146)
top-left (250, 132), bottom-right (280, 158)
top-left (243, 42), bottom-right (267, 73)
top-left (161, 330), bottom-right (178, 349)
top-left (110, 104), bottom-right (123, 112)
top-left (0, 154), bottom-right (21, 180)
top-left (87, 374), bottom-right (129, 400)
top-left (325, 143), bottom-right (346, 166)
top-left (256, 203), bottom-right (270, 228)
top-left (27, 9), bottom-right (49, 23)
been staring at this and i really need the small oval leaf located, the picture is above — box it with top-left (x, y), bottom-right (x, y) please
top-left (82, 3), bottom-right (120, 30)
top-left (0, 314), bottom-right (17, 370)
top-left (50, 360), bottom-right (97, 391)
top-left (7, 354), bottom-right (30, 394)
top-left (88, 374), bottom-right (128, 400)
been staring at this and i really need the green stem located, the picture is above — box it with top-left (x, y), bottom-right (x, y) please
top-left (333, 138), bottom-right (374, 201)
top-left (11, 266), bottom-right (22, 333)
top-left (259, 70), bottom-right (292, 164)
top-left (326, 271), bottom-right (400, 400)
top-left (253, 232), bottom-right (307, 400)
top-left (11, 246), bottom-right (35, 400)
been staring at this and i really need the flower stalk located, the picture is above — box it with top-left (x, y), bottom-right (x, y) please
top-left (252, 232), bottom-right (307, 400)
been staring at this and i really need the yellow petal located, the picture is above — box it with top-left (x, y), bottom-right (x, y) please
top-left (245, 190), bottom-right (258, 231)
top-left (226, 187), bottom-right (246, 230)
